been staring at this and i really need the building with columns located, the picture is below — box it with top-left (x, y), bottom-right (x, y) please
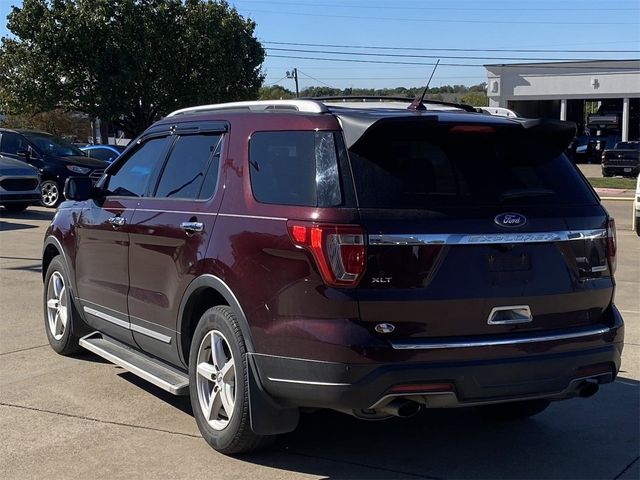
top-left (485, 60), bottom-right (639, 142)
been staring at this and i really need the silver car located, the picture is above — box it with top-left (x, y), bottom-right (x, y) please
top-left (0, 155), bottom-right (41, 212)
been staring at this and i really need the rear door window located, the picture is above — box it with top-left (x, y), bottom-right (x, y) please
top-left (249, 131), bottom-right (342, 207)
top-left (348, 125), bottom-right (597, 209)
top-left (154, 134), bottom-right (222, 200)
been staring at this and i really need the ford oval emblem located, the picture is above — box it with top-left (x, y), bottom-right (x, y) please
top-left (375, 323), bottom-right (395, 334)
top-left (494, 212), bottom-right (527, 228)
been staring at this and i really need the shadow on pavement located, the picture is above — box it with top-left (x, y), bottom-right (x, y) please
top-left (244, 377), bottom-right (640, 479)
top-left (77, 348), bottom-right (640, 479)
top-left (0, 220), bottom-right (39, 232)
top-left (0, 207), bottom-right (55, 221)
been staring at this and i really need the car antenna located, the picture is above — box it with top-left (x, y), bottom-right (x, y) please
top-left (408, 59), bottom-right (440, 111)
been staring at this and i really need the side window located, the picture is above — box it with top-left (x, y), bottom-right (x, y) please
top-left (106, 137), bottom-right (171, 197)
top-left (249, 131), bottom-right (342, 207)
top-left (0, 132), bottom-right (29, 156)
top-left (154, 134), bottom-right (222, 199)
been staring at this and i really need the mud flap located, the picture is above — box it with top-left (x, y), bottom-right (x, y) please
top-left (247, 354), bottom-right (300, 435)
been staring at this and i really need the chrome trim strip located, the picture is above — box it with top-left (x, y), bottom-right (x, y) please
top-left (83, 306), bottom-right (129, 329)
top-left (218, 213), bottom-right (287, 221)
top-left (369, 229), bottom-right (607, 246)
top-left (82, 303), bottom-right (172, 343)
top-left (391, 326), bottom-right (611, 350)
top-left (267, 377), bottom-right (351, 387)
top-left (130, 323), bottom-right (172, 344)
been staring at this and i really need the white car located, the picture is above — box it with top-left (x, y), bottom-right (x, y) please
top-left (635, 175), bottom-right (640, 236)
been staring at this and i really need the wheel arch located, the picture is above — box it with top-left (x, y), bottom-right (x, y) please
top-left (177, 274), bottom-right (255, 367)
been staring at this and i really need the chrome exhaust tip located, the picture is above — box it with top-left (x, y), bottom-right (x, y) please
top-left (377, 399), bottom-right (422, 418)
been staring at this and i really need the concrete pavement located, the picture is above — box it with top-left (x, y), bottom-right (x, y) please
top-left (1, 205), bottom-right (638, 480)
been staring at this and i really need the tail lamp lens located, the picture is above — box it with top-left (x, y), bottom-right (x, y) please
top-left (607, 218), bottom-right (617, 275)
top-left (288, 222), bottom-right (366, 287)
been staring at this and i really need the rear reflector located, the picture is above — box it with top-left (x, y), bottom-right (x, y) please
top-left (388, 383), bottom-right (454, 394)
top-left (287, 222), bottom-right (366, 287)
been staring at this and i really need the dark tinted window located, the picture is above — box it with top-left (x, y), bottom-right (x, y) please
top-left (349, 125), bottom-right (597, 209)
top-left (87, 147), bottom-right (119, 163)
top-left (23, 133), bottom-right (85, 157)
top-left (106, 137), bottom-right (171, 197)
top-left (0, 132), bottom-right (29, 155)
top-left (249, 131), bottom-right (341, 206)
top-left (155, 134), bottom-right (221, 199)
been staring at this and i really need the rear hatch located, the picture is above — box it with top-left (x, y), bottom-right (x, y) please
top-left (344, 116), bottom-right (614, 340)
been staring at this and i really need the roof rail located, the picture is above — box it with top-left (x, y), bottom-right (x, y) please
top-left (311, 95), bottom-right (478, 113)
top-left (167, 99), bottom-right (328, 117)
top-left (310, 96), bottom-right (415, 103)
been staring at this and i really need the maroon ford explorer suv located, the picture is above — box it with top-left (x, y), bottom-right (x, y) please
top-left (42, 98), bottom-right (624, 454)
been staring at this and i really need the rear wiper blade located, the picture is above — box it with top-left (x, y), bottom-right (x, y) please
top-left (500, 188), bottom-right (555, 201)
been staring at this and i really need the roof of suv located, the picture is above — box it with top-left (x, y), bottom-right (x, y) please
top-left (161, 98), bottom-right (575, 151)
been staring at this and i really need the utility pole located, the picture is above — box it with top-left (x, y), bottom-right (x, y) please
top-left (286, 68), bottom-right (299, 98)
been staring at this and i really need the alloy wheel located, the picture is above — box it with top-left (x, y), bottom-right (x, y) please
top-left (41, 181), bottom-right (59, 207)
top-left (46, 271), bottom-right (68, 340)
top-left (196, 330), bottom-right (236, 431)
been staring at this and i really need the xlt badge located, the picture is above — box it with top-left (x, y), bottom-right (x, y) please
top-left (372, 277), bottom-right (392, 284)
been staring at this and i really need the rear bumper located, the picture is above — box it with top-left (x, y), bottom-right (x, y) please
top-left (602, 164), bottom-right (639, 176)
top-left (253, 307), bottom-right (624, 411)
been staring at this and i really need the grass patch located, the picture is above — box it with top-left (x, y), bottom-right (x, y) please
top-left (587, 177), bottom-right (637, 189)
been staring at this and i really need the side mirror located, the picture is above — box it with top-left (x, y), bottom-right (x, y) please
top-left (64, 176), bottom-right (97, 201)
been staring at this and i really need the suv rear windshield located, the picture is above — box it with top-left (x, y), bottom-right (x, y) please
top-left (348, 124), bottom-right (597, 209)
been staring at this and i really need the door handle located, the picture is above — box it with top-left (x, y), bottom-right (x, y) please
top-left (108, 216), bottom-right (126, 228)
top-left (180, 221), bottom-right (204, 233)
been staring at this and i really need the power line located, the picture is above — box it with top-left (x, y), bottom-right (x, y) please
top-left (264, 41), bottom-right (640, 55)
top-left (296, 69), bottom-right (337, 89)
top-left (241, 8), bottom-right (639, 25)
top-left (264, 75), bottom-right (289, 86)
top-left (266, 46), bottom-right (617, 62)
top-left (234, 0), bottom-right (639, 12)
top-left (266, 54), bottom-right (640, 70)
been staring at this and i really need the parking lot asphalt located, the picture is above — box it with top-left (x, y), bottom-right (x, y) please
top-left (1, 204), bottom-right (638, 480)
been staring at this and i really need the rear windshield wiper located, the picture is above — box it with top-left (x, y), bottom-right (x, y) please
top-left (500, 188), bottom-right (555, 201)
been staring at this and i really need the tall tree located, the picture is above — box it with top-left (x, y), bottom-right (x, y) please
top-left (0, 0), bottom-right (265, 137)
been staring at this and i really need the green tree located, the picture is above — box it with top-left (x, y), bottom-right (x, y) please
top-left (259, 85), bottom-right (294, 100)
top-left (0, 0), bottom-right (264, 137)
top-left (461, 91), bottom-right (489, 107)
top-left (0, 109), bottom-right (91, 140)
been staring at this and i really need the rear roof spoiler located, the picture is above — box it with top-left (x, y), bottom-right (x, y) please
top-left (338, 113), bottom-right (576, 154)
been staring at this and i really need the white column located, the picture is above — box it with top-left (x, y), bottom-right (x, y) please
top-left (621, 97), bottom-right (629, 142)
top-left (560, 99), bottom-right (567, 121)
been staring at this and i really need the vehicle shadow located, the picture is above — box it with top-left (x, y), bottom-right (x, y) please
top-left (115, 368), bottom-right (639, 479)
top-left (0, 220), bottom-right (39, 232)
top-left (0, 207), bottom-right (55, 221)
top-left (244, 377), bottom-right (640, 479)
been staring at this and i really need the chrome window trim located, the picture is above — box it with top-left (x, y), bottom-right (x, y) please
top-left (391, 326), bottom-right (611, 350)
top-left (369, 229), bottom-right (607, 246)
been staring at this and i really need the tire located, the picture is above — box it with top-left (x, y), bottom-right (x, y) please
top-left (475, 399), bottom-right (550, 421)
top-left (189, 305), bottom-right (275, 454)
top-left (43, 255), bottom-right (82, 355)
top-left (2, 203), bottom-right (29, 212)
top-left (602, 171), bottom-right (612, 178)
top-left (40, 180), bottom-right (62, 208)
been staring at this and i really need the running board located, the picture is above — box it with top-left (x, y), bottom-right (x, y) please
top-left (79, 332), bottom-right (189, 395)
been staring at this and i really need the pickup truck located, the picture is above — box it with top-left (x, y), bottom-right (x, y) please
top-left (601, 141), bottom-right (640, 178)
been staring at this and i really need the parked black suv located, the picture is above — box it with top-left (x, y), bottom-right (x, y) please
top-left (42, 98), bottom-right (624, 454)
top-left (0, 128), bottom-right (109, 207)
